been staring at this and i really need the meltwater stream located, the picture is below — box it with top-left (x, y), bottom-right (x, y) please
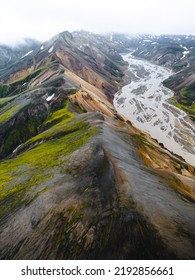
top-left (114, 53), bottom-right (195, 166)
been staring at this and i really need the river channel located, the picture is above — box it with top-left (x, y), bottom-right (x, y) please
top-left (114, 53), bottom-right (195, 166)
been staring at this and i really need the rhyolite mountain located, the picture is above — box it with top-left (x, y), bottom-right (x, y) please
top-left (0, 31), bottom-right (195, 260)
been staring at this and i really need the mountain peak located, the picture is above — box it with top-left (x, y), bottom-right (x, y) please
top-left (49, 30), bottom-right (73, 46)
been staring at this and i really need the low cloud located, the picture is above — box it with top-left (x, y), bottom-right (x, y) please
top-left (0, 0), bottom-right (195, 44)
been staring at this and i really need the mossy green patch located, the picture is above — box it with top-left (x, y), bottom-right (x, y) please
top-left (179, 87), bottom-right (195, 106)
top-left (131, 133), bottom-right (155, 149)
top-left (173, 63), bottom-right (186, 71)
top-left (70, 102), bottom-right (87, 114)
top-left (44, 100), bottom-right (74, 127)
top-left (170, 96), bottom-right (195, 121)
top-left (0, 96), bottom-right (14, 105)
top-left (131, 134), bottom-right (148, 144)
top-left (0, 113), bottom-right (98, 219)
top-left (0, 62), bottom-right (54, 97)
top-left (0, 104), bottom-right (20, 123)
top-left (2, 118), bottom-right (40, 157)
top-left (9, 63), bottom-right (53, 86)
top-left (0, 84), bottom-right (10, 98)
top-left (24, 100), bottom-right (94, 148)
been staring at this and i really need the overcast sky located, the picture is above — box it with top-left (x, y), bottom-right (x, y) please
top-left (1, 0), bottom-right (195, 44)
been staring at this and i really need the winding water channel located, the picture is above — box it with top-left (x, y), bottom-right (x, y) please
top-left (114, 53), bottom-right (195, 166)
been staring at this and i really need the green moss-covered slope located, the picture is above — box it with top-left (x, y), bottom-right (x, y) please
top-left (0, 102), bottom-right (97, 220)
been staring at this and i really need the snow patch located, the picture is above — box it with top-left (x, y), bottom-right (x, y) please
top-left (13, 144), bottom-right (22, 153)
top-left (40, 45), bottom-right (44, 50)
top-left (46, 93), bottom-right (55, 102)
top-left (21, 50), bottom-right (33, 58)
top-left (138, 50), bottom-right (145, 55)
top-left (143, 39), bottom-right (152, 42)
top-left (180, 45), bottom-right (188, 51)
top-left (181, 51), bottom-right (190, 60)
top-left (48, 46), bottom-right (54, 53)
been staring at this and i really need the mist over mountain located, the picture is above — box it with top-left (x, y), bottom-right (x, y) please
top-left (0, 30), bottom-right (194, 260)
top-left (0, 38), bottom-right (40, 69)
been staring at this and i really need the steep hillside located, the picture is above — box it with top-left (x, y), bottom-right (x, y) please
top-left (0, 31), bottom-right (125, 101)
top-left (0, 31), bottom-right (126, 159)
top-left (0, 31), bottom-right (195, 260)
top-left (126, 34), bottom-right (195, 70)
